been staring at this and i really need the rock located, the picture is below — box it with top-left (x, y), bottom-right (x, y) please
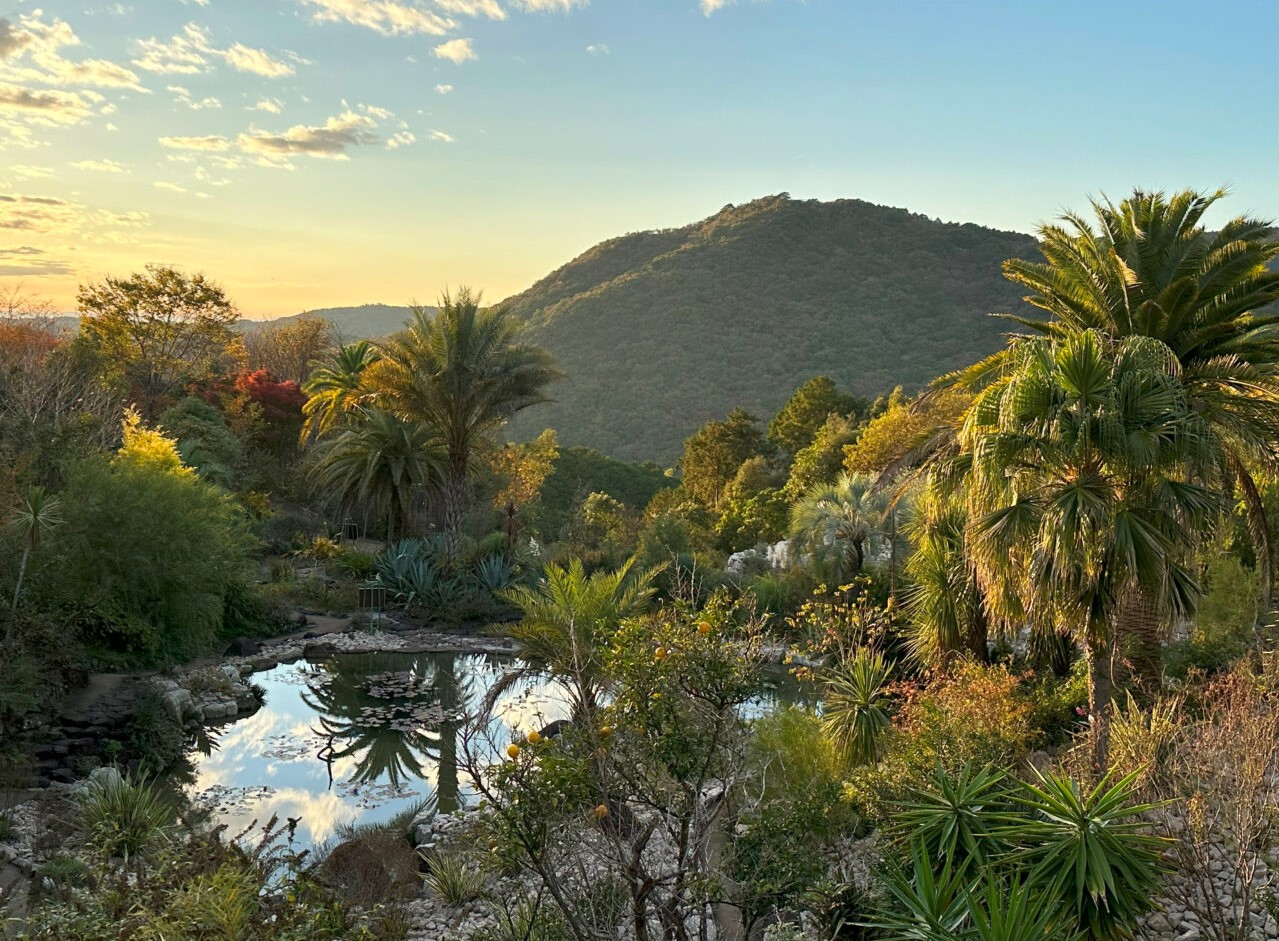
top-left (291, 610), bottom-right (309, 627)
top-left (89, 766), bottom-right (123, 790)
top-left (162, 687), bottom-right (193, 717)
top-left (225, 636), bottom-right (261, 656)
top-left (318, 834), bottom-right (421, 904)
top-left (303, 631), bottom-right (319, 640)
top-left (303, 642), bottom-right (338, 661)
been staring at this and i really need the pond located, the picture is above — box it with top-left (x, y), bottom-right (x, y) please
top-left (187, 650), bottom-right (815, 851)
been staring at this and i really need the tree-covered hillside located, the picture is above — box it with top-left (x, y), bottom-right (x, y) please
top-left (503, 193), bottom-right (1040, 461)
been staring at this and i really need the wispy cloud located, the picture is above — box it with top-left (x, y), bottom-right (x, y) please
top-left (0, 13), bottom-right (144, 90)
top-left (238, 110), bottom-right (379, 160)
top-left (586, 43), bottom-right (609, 55)
top-left (251, 97), bottom-right (284, 114)
top-left (515, 0), bottom-right (590, 11)
top-left (70, 158), bottom-right (127, 173)
top-left (153, 181), bottom-right (187, 193)
top-left (133, 22), bottom-right (298, 78)
top-left (299, 0), bottom-right (457, 37)
top-left (160, 134), bottom-right (233, 151)
top-left (0, 83), bottom-right (96, 125)
top-left (0, 245), bottom-right (73, 277)
top-left (434, 83), bottom-right (453, 95)
top-left (167, 84), bottom-right (221, 110)
top-left (433, 38), bottom-right (476, 64)
top-left (387, 130), bottom-right (415, 148)
top-left (700, 0), bottom-right (733, 14)
top-left (428, 128), bottom-right (454, 143)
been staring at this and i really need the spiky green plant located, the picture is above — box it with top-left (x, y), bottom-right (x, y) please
top-left (7, 485), bottom-right (64, 635)
top-left (821, 648), bottom-right (893, 766)
top-left (789, 473), bottom-right (889, 582)
top-left (78, 772), bottom-right (177, 867)
top-left (889, 763), bottom-right (1013, 877)
top-left (423, 852), bottom-right (488, 906)
top-left (300, 340), bottom-right (380, 443)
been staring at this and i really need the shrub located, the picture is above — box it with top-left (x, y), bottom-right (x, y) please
top-left (79, 772), bottom-right (178, 865)
top-left (422, 852), bottom-right (487, 905)
top-left (822, 650), bottom-right (893, 766)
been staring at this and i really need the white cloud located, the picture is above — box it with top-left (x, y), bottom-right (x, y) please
top-left (0, 13), bottom-right (144, 90)
top-left (0, 83), bottom-right (94, 125)
top-left (0, 193), bottom-right (148, 242)
top-left (160, 134), bottom-right (233, 151)
top-left (299, 0), bottom-right (456, 37)
top-left (433, 38), bottom-right (476, 64)
top-left (237, 110), bottom-right (379, 160)
top-left (133, 23), bottom-right (298, 78)
top-left (586, 43), bottom-right (609, 55)
top-left (225, 44), bottom-right (295, 78)
top-left (700, 0), bottom-right (733, 13)
top-left (428, 128), bottom-right (454, 143)
top-left (153, 181), bottom-right (187, 193)
top-left (9, 164), bottom-right (56, 179)
top-left (361, 103), bottom-right (393, 120)
top-left (386, 130), bottom-right (415, 148)
top-left (251, 97), bottom-right (283, 114)
top-left (70, 158), bottom-right (127, 173)
top-left (514, 0), bottom-right (589, 10)
top-left (167, 85), bottom-right (222, 110)
top-left (434, 83), bottom-right (453, 95)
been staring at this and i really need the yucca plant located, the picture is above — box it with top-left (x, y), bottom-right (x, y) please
top-left (78, 772), bottom-right (178, 868)
top-left (1008, 768), bottom-right (1167, 941)
top-left (822, 648), bottom-right (893, 766)
top-left (889, 763), bottom-right (1013, 877)
top-left (965, 874), bottom-right (1085, 941)
top-left (423, 852), bottom-right (488, 906)
top-left (863, 842), bottom-right (971, 940)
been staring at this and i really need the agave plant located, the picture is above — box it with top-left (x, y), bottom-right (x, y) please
top-left (376, 538), bottom-right (441, 608)
top-left (1008, 768), bottom-right (1167, 941)
top-left (475, 553), bottom-right (519, 594)
top-left (889, 763), bottom-right (1013, 877)
top-left (821, 648), bottom-right (893, 766)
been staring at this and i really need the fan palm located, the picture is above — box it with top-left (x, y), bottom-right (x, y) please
top-left (300, 340), bottom-right (380, 443)
top-left (983, 190), bottom-right (1279, 605)
top-left (790, 472), bottom-right (889, 582)
top-left (7, 484), bottom-right (64, 638)
top-left (903, 483), bottom-right (988, 664)
top-left (307, 407), bottom-right (444, 543)
top-left (962, 330), bottom-right (1222, 767)
top-left (366, 289), bottom-right (559, 562)
top-left (492, 557), bottom-right (662, 720)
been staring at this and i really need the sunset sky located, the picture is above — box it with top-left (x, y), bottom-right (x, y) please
top-left (2, 0), bottom-right (1276, 318)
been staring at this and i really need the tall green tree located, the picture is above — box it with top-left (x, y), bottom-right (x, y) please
top-left (300, 340), bottom-right (380, 443)
top-left (78, 265), bottom-right (241, 418)
top-left (308, 407), bottom-right (444, 543)
top-left (789, 472), bottom-right (889, 582)
top-left (992, 189), bottom-right (1279, 611)
top-left (368, 289), bottom-right (559, 561)
top-left (768, 375), bottom-right (863, 454)
top-left (961, 330), bottom-right (1221, 767)
top-left (678, 407), bottom-right (770, 509)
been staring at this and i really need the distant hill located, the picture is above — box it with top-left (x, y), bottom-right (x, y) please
top-left (498, 193), bottom-right (1041, 461)
top-left (246, 304), bottom-right (416, 339)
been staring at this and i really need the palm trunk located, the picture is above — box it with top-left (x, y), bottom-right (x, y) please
top-left (1115, 585), bottom-right (1163, 701)
top-left (441, 459), bottom-right (468, 565)
top-left (1235, 462), bottom-right (1274, 622)
top-left (964, 597), bottom-right (988, 661)
top-left (1085, 635), bottom-right (1114, 772)
top-left (7, 543), bottom-right (31, 642)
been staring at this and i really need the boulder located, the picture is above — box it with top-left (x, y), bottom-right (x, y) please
top-left (303, 642), bottom-right (338, 661)
top-left (318, 834), bottom-right (420, 904)
top-left (224, 637), bottom-right (261, 657)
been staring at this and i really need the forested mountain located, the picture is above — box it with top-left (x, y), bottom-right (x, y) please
top-left (249, 303), bottom-right (416, 339)
top-left (501, 194), bottom-right (1040, 461)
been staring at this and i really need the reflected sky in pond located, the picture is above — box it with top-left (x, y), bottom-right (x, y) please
top-left (189, 651), bottom-right (814, 851)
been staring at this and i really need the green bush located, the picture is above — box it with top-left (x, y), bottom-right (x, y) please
top-left (1164, 553), bottom-right (1259, 679)
top-left (422, 853), bottom-right (487, 905)
top-left (45, 415), bottom-right (255, 664)
top-left (79, 772), bottom-right (178, 864)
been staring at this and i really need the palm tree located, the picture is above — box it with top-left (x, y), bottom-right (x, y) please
top-left (903, 483), bottom-right (988, 665)
top-left (300, 340), bottom-right (380, 444)
top-left (307, 407), bottom-right (443, 543)
top-left (789, 473), bottom-right (889, 582)
top-left (491, 557), bottom-right (662, 720)
top-left (7, 485), bottom-right (64, 640)
top-left (962, 330), bottom-right (1221, 767)
top-left (367, 289), bottom-right (559, 562)
top-left (997, 189), bottom-right (1279, 611)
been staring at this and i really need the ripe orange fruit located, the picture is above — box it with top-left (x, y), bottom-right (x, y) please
top-left (594, 804), bottom-right (609, 819)
top-left (527, 730), bottom-right (542, 745)
top-left (506, 743), bottom-right (521, 759)
top-left (697, 621), bottom-right (712, 635)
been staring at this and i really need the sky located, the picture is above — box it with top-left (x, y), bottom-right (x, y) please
top-left (1, 0), bottom-right (1276, 318)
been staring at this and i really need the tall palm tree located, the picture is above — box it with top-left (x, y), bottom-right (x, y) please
top-left (903, 483), bottom-right (987, 665)
top-left (789, 473), bottom-right (889, 582)
top-left (962, 330), bottom-right (1221, 767)
top-left (307, 407), bottom-right (443, 543)
top-left (7, 485), bottom-right (64, 639)
top-left (490, 557), bottom-right (662, 720)
top-left (300, 340), bottom-right (380, 444)
top-left (995, 189), bottom-right (1279, 608)
top-left (367, 289), bottom-right (559, 562)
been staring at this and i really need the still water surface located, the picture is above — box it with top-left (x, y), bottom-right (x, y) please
top-left (188, 651), bottom-right (810, 851)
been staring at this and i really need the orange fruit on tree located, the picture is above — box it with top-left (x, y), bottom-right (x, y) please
top-left (697, 621), bottom-right (712, 635)
top-left (506, 743), bottom-right (521, 759)
top-left (527, 730), bottom-right (542, 745)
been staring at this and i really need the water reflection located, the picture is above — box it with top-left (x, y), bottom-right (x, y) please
top-left (188, 650), bottom-right (809, 850)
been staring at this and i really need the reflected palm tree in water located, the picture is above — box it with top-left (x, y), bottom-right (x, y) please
top-left (300, 652), bottom-right (496, 813)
